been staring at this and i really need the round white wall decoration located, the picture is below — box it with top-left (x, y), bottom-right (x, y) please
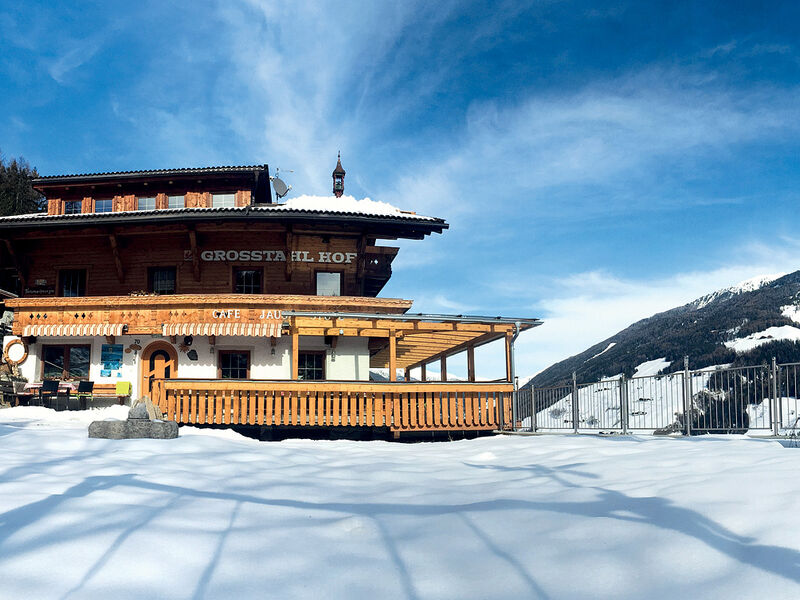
top-left (3, 339), bottom-right (28, 366)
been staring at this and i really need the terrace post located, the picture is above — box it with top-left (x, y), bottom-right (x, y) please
top-left (291, 328), bottom-right (299, 380)
top-left (421, 363), bottom-right (426, 382)
top-left (530, 383), bottom-right (536, 432)
top-left (440, 355), bottom-right (447, 382)
top-left (389, 329), bottom-right (397, 382)
top-left (467, 346), bottom-right (475, 382)
top-left (505, 332), bottom-right (513, 383)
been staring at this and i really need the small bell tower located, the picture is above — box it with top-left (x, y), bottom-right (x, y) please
top-left (332, 152), bottom-right (346, 198)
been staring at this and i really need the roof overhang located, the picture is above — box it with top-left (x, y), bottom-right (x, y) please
top-left (283, 310), bottom-right (542, 370)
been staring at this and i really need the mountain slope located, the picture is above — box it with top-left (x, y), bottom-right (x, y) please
top-left (530, 271), bottom-right (800, 388)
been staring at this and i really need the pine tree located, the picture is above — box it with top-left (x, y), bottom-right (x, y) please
top-left (0, 152), bottom-right (45, 216)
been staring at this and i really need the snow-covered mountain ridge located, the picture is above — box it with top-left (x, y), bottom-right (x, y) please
top-left (530, 270), bottom-right (800, 388)
top-left (691, 273), bottom-right (784, 309)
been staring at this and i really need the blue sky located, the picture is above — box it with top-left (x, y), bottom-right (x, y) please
top-left (2, 1), bottom-right (800, 379)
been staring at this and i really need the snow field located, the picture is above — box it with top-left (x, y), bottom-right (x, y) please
top-left (1, 407), bottom-right (800, 599)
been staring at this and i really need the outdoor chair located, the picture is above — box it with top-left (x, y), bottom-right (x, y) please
top-left (116, 381), bottom-right (132, 405)
top-left (39, 380), bottom-right (60, 408)
top-left (75, 380), bottom-right (94, 410)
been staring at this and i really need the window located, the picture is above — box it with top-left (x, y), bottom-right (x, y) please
top-left (168, 195), bottom-right (184, 209)
top-left (138, 196), bottom-right (156, 211)
top-left (95, 198), bottom-right (113, 213)
top-left (233, 268), bottom-right (263, 294)
top-left (64, 200), bottom-right (82, 214)
top-left (212, 192), bottom-right (236, 208)
top-left (218, 350), bottom-right (250, 379)
top-left (316, 272), bottom-right (341, 296)
top-left (59, 269), bottom-right (86, 297)
top-left (42, 344), bottom-right (90, 380)
top-left (148, 267), bottom-right (176, 295)
top-left (298, 352), bottom-right (325, 381)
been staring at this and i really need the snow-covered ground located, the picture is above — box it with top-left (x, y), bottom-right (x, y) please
top-left (1, 407), bottom-right (800, 599)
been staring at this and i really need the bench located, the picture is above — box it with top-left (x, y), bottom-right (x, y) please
top-left (72, 382), bottom-right (133, 409)
top-left (0, 379), bottom-right (29, 407)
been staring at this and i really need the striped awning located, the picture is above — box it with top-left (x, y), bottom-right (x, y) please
top-left (22, 323), bottom-right (126, 337)
top-left (161, 321), bottom-right (283, 337)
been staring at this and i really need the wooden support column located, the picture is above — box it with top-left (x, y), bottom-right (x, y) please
top-left (404, 367), bottom-right (410, 382)
top-left (108, 233), bottom-right (125, 283)
top-left (421, 363), bottom-right (427, 382)
top-left (188, 228), bottom-right (201, 281)
top-left (389, 329), bottom-right (397, 382)
top-left (291, 327), bottom-right (299, 380)
top-left (440, 355), bottom-right (447, 382)
top-left (505, 332), bottom-right (513, 383)
top-left (467, 346), bottom-right (476, 382)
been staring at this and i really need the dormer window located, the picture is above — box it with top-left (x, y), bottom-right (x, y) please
top-left (138, 197), bottom-right (156, 211)
top-left (64, 200), bottom-right (82, 214)
top-left (212, 193), bottom-right (236, 208)
top-left (95, 199), bottom-right (113, 213)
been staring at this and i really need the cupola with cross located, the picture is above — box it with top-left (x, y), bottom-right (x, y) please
top-left (332, 152), bottom-right (346, 198)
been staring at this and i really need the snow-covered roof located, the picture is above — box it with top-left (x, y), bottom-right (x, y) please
top-left (0, 197), bottom-right (445, 229)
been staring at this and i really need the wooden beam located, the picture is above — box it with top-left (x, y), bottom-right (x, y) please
top-left (291, 328), bottom-right (299, 380)
top-left (467, 346), bottom-right (475, 382)
top-left (421, 363), bottom-right (426, 382)
top-left (440, 354), bottom-right (447, 382)
top-left (107, 233), bottom-right (125, 283)
top-left (188, 228), bottom-right (201, 282)
top-left (389, 329), bottom-right (397, 382)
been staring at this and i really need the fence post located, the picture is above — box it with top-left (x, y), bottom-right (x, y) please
top-left (572, 371), bottom-right (579, 434)
top-left (530, 383), bottom-right (537, 432)
top-left (683, 356), bottom-right (692, 436)
top-left (620, 374), bottom-right (628, 434)
top-left (772, 357), bottom-right (780, 436)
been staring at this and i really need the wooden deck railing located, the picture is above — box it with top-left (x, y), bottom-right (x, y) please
top-left (151, 379), bottom-right (513, 433)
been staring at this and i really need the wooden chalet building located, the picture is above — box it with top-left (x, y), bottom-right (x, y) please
top-left (0, 160), bottom-right (540, 436)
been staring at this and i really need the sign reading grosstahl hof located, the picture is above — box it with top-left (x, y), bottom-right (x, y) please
top-left (184, 249), bottom-right (358, 264)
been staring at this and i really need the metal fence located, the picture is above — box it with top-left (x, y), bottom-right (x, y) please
top-left (514, 358), bottom-right (800, 436)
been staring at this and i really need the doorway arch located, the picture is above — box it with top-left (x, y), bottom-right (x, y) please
top-left (140, 341), bottom-right (179, 399)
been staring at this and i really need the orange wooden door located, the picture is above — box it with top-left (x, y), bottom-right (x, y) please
top-left (141, 343), bottom-right (178, 398)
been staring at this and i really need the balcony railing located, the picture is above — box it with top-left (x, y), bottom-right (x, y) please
top-left (151, 379), bottom-right (513, 433)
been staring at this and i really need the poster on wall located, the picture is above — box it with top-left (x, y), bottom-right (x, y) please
top-left (101, 344), bottom-right (124, 376)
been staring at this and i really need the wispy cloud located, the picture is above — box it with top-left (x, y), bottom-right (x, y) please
top-left (46, 36), bottom-right (105, 84)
